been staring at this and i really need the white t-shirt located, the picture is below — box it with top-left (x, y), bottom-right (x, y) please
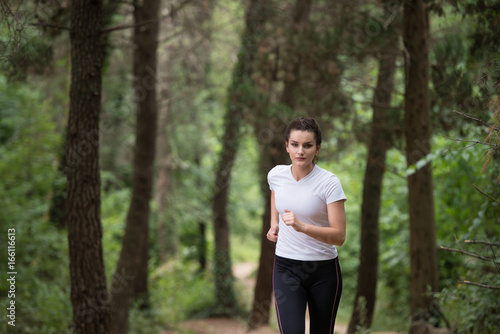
top-left (267, 164), bottom-right (347, 261)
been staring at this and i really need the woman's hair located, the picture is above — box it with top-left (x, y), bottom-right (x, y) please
top-left (285, 117), bottom-right (322, 147)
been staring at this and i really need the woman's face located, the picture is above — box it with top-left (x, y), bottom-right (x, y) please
top-left (286, 130), bottom-right (320, 168)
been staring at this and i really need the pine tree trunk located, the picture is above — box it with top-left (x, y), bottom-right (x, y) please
top-left (403, 0), bottom-right (440, 323)
top-left (347, 12), bottom-right (399, 334)
top-left (66, 0), bottom-right (110, 332)
top-left (48, 1), bottom-right (119, 232)
top-left (109, 0), bottom-right (160, 332)
top-left (248, 0), bottom-right (312, 328)
top-left (212, 0), bottom-right (267, 314)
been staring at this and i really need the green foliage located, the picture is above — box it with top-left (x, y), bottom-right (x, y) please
top-left (0, 22), bottom-right (53, 82)
top-left (101, 178), bottom-right (131, 280)
top-left (9, 224), bottom-right (72, 334)
top-left (0, 76), bottom-right (60, 225)
top-left (450, 0), bottom-right (500, 56)
top-left (0, 75), bottom-right (71, 333)
top-left (148, 259), bottom-right (217, 326)
top-left (438, 241), bottom-right (500, 333)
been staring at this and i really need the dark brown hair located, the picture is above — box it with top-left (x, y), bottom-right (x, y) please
top-left (285, 117), bottom-right (322, 147)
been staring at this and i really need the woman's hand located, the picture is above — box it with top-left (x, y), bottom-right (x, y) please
top-left (282, 209), bottom-right (304, 232)
top-left (267, 225), bottom-right (279, 242)
top-left (281, 202), bottom-right (346, 246)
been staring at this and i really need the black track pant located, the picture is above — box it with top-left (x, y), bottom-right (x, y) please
top-left (273, 255), bottom-right (343, 334)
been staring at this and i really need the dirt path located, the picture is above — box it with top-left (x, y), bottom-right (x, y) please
top-left (181, 317), bottom-right (280, 334)
top-left (179, 263), bottom-right (281, 334)
top-left (170, 262), bottom-right (399, 334)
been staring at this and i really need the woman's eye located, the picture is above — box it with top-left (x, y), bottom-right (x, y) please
top-left (292, 143), bottom-right (298, 147)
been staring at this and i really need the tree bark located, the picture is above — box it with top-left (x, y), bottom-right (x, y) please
top-left (347, 9), bottom-right (399, 334)
top-left (212, 0), bottom-right (267, 314)
top-left (248, 0), bottom-right (313, 328)
top-left (48, 1), bottom-right (119, 231)
top-left (403, 0), bottom-right (440, 323)
top-left (154, 97), bottom-right (174, 262)
top-left (109, 0), bottom-right (160, 332)
top-left (66, 0), bottom-right (110, 332)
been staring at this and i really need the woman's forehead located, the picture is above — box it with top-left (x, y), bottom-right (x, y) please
top-left (288, 130), bottom-right (315, 142)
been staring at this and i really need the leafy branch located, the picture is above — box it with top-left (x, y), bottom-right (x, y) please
top-left (453, 110), bottom-right (499, 132)
top-left (29, 0), bottom-right (193, 34)
top-left (473, 184), bottom-right (500, 205)
top-left (0, 0), bottom-right (25, 60)
top-left (440, 239), bottom-right (500, 290)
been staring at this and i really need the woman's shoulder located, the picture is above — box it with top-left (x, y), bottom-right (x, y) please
top-left (268, 164), bottom-right (290, 175)
top-left (267, 165), bottom-right (290, 189)
top-left (314, 165), bottom-right (341, 182)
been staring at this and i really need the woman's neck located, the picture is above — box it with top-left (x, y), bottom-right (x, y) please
top-left (291, 163), bottom-right (314, 181)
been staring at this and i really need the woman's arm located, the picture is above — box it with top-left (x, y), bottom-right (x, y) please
top-left (266, 191), bottom-right (280, 242)
top-left (282, 201), bottom-right (346, 246)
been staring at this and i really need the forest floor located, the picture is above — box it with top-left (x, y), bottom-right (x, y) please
top-left (164, 262), bottom-right (400, 334)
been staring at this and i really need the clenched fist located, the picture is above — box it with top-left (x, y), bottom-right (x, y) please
top-left (282, 209), bottom-right (305, 232)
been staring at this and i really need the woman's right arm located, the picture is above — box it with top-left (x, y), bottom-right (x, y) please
top-left (267, 191), bottom-right (279, 242)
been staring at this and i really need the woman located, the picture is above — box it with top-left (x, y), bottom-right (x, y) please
top-left (266, 117), bottom-right (346, 334)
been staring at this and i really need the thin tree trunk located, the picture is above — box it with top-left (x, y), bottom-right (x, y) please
top-left (109, 0), bottom-right (160, 332)
top-left (347, 11), bottom-right (399, 334)
top-left (212, 0), bottom-right (267, 314)
top-left (248, 0), bottom-right (312, 328)
top-left (403, 0), bottom-right (440, 323)
top-left (248, 129), bottom-right (289, 329)
top-left (66, 0), bottom-right (109, 332)
top-left (154, 97), bottom-right (174, 263)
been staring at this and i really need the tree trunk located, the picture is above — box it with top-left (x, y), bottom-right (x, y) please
top-left (49, 2), bottom-right (119, 231)
top-left (347, 10), bottom-right (399, 334)
top-left (66, 0), bottom-right (110, 332)
top-left (248, 127), bottom-right (289, 329)
top-left (212, 0), bottom-right (267, 314)
top-left (109, 0), bottom-right (160, 332)
top-left (49, 136), bottom-right (67, 229)
top-left (248, 0), bottom-right (312, 328)
top-left (403, 0), bottom-right (440, 323)
top-left (191, 0), bottom-right (215, 272)
top-left (154, 90), bottom-right (175, 262)
top-left (195, 151), bottom-right (208, 271)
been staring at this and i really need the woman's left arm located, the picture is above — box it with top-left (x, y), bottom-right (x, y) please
top-left (282, 201), bottom-right (346, 246)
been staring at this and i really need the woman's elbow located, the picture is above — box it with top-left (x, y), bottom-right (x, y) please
top-left (335, 231), bottom-right (346, 246)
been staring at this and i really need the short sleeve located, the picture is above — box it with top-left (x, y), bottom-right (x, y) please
top-left (324, 175), bottom-right (347, 204)
top-left (267, 167), bottom-right (276, 191)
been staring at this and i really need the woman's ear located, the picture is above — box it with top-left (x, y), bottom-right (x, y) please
top-left (316, 144), bottom-right (321, 154)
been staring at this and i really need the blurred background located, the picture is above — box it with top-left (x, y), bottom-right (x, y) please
top-left (0, 0), bottom-right (498, 333)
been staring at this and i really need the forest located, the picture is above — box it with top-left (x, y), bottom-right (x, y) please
top-left (0, 0), bottom-right (499, 333)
